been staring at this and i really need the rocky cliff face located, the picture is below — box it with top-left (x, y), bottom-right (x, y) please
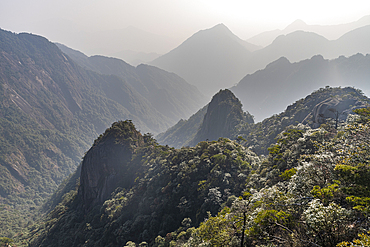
top-left (78, 121), bottom-right (144, 210)
top-left (306, 94), bottom-right (367, 128)
top-left (191, 89), bottom-right (253, 145)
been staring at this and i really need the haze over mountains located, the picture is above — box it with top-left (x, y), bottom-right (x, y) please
top-left (247, 15), bottom-right (370, 46)
top-left (150, 24), bottom-right (257, 96)
top-left (31, 21), bottom-right (177, 66)
top-left (56, 43), bottom-right (206, 126)
top-left (2, 13), bottom-right (370, 246)
top-left (150, 21), bottom-right (370, 97)
top-left (231, 53), bottom-right (370, 121)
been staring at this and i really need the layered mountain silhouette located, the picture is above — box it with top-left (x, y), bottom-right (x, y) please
top-left (57, 43), bottom-right (206, 125)
top-left (231, 53), bottom-right (370, 121)
top-left (250, 25), bottom-right (370, 72)
top-left (247, 15), bottom-right (370, 46)
top-left (150, 24), bottom-right (259, 96)
top-left (150, 23), bottom-right (370, 96)
top-left (0, 28), bottom-right (171, 202)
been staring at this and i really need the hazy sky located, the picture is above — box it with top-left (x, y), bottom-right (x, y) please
top-left (1, 0), bottom-right (369, 38)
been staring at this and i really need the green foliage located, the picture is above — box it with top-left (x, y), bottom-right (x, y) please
top-left (13, 88), bottom-right (370, 246)
top-left (0, 237), bottom-right (13, 244)
top-left (311, 183), bottom-right (340, 204)
top-left (337, 231), bottom-right (370, 247)
top-left (279, 168), bottom-right (297, 181)
top-left (190, 211), bottom-right (233, 246)
top-left (28, 128), bottom-right (261, 246)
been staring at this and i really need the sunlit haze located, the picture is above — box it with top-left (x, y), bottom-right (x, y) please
top-left (1, 0), bottom-right (369, 50)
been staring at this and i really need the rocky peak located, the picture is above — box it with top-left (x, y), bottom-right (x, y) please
top-left (191, 89), bottom-right (251, 144)
top-left (78, 120), bottom-right (145, 210)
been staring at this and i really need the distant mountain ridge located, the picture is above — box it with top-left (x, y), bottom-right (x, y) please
top-left (249, 25), bottom-right (370, 72)
top-left (247, 15), bottom-right (370, 46)
top-left (150, 23), bottom-right (370, 96)
top-left (56, 43), bottom-right (206, 126)
top-left (150, 24), bottom-right (257, 96)
top-left (231, 53), bottom-right (370, 121)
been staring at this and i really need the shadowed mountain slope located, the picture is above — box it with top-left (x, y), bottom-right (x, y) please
top-left (28, 87), bottom-right (369, 246)
top-left (190, 89), bottom-right (254, 146)
top-left (0, 28), bottom-right (176, 237)
top-left (57, 43), bottom-right (206, 124)
top-left (30, 121), bottom-right (260, 246)
top-left (157, 89), bottom-right (254, 148)
top-left (156, 105), bottom-right (208, 149)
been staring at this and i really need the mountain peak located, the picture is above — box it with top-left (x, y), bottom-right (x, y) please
top-left (200, 23), bottom-right (233, 36)
top-left (212, 23), bottom-right (228, 30)
top-left (78, 121), bottom-right (145, 210)
top-left (191, 89), bottom-right (248, 144)
top-left (285, 19), bottom-right (308, 31)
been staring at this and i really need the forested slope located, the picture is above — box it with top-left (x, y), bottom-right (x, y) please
top-left (0, 28), bottom-right (175, 239)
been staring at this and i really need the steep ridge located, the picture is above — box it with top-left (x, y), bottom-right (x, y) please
top-left (57, 43), bottom-right (206, 123)
top-left (30, 121), bottom-right (260, 246)
top-left (78, 121), bottom-right (145, 210)
top-left (190, 89), bottom-right (253, 145)
top-left (157, 87), bottom-right (369, 155)
top-left (231, 53), bottom-right (370, 121)
top-left (0, 28), bottom-right (170, 238)
top-left (157, 89), bottom-right (254, 148)
top-left (156, 105), bottom-right (208, 149)
top-left (238, 86), bottom-right (369, 155)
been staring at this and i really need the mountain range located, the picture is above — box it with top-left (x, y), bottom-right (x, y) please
top-left (56, 43), bottom-right (206, 127)
top-left (1, 18), bottom-right (370, 246)
top-left (247, 15), bottom-right (370, 46)
top-left (231, 53), bottom-right (370, 121)
top-left (150, 23), bottom-right (370, 97)
top-left (150, 24), bottom-right (257, 96)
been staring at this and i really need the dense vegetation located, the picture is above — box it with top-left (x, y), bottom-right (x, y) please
top-left (158, 107), bottom-right (370, 247)
top-left (28, 121), bottom-right (260, 246)
top-left (26, 103), bottom-right (370, 246)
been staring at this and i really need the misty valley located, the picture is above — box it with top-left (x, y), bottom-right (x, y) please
top-left (1, 16), bottom-right (370, 247)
